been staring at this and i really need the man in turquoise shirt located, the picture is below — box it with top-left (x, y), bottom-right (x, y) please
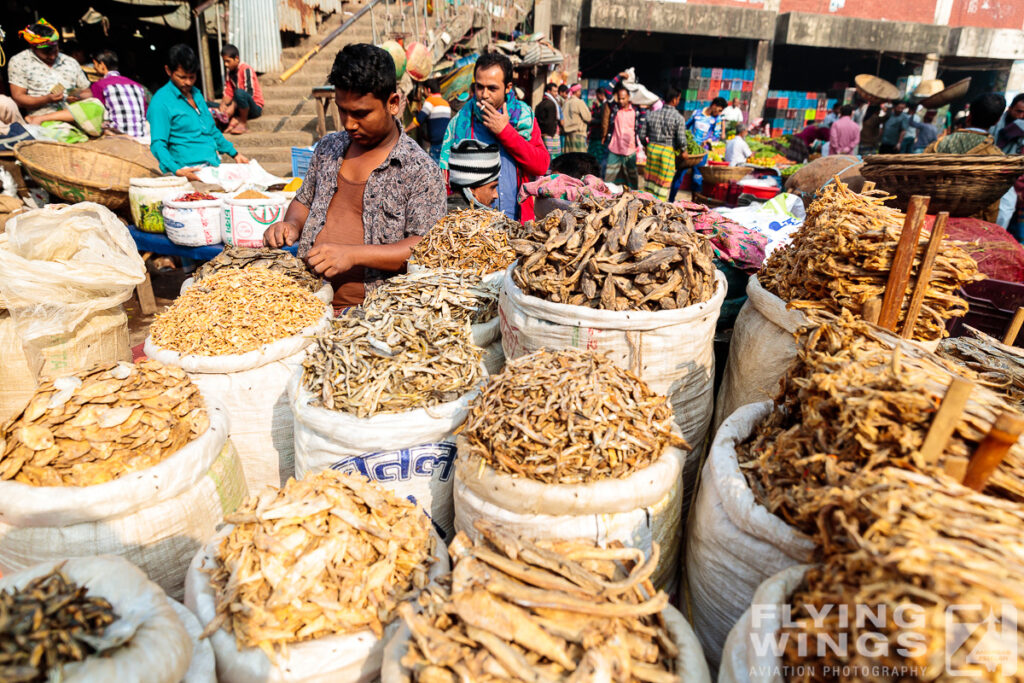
top-left (148, 44), bottom-right (248, 179)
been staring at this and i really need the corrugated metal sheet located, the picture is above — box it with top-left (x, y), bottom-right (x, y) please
top-left (280, 0), bottom-right (344, 35)
top-left (228, 0), bottom-right (283, 72)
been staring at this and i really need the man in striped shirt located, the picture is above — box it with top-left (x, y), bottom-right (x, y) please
top-left (90, 50), bottom-right (148, 140)
top-left (219, 44), bottom-right (264, 135)
top-left (414, 79), bottom-right (451, 164)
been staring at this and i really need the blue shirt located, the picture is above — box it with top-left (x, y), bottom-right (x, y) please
top-left (687, 109), bottom-right (722, 146)
top-left (147, 81), bottom-right (237, 174)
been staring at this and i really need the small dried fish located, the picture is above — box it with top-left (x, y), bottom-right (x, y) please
top-left (938, 328), bottom-right (1024, 409)
top-left (362, 269), bottom-right (499, 325)
top-left (151, 269), bottom-right (325, 356)
top-left (202, 470), bottom-right (435, 659)
top-left (410, 209), bottom-right (521, 274)
top-left (0, 360), bottom-right (209, 487)
top-left (462, 348), bottom-right (688, 484)
top-left (0, 566), bottom-right (119, 682)
top-left (192, 246), bottom-right (322, 291)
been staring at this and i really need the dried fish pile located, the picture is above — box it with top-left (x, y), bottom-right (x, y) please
top-left (362, 269), bottom-right (499, 325)
top-left (737, 313), bottom-right (1024, 534)
top-left (462, 348), bottom-right (687, 484)
top-left (399, 520), bottom-right (678, 682)
top-left (150, 269), bottom-right (325, 355)
top-left (511, 192), bottom-right (717, 311)
top-left (0, 360), bottom-right (208, 486)
top-left (302, 308), bottom-right (483, 417)
top-left (409, 209), bottom-right (520, 274)
top-left (759, 181), bottom-right (983, 340)
top-left (201, 470), bottom-right (435, 658)
top-left (938, 328), bottom-right (1024, 409)
top-left (0, 566), bottom-right (119, 682)
top-left (192, 246), bottom-right (321, 291)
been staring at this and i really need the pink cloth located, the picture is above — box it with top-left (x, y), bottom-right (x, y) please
top-left (609, 106), bottom-right (637, 156)
top-left (829, 116), bottom-right (860, 155)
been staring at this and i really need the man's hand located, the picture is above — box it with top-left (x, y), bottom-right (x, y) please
top-left (263, 221), bottom-right (302, 248)
top-left (48, 91), bottom-right (64, 103)
top-left (174, 166), bottom-right (203, 181)
top-left (479, 100), bottom-right (510, 136)
top-left (306, 243), bottom-right (356, 278)
top-left (234, 152), bottom-right (250, 164)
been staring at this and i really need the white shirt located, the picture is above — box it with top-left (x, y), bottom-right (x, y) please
top-left (725, 135), bottom-right (752, 166)
top-left (721, 105), bottom-right (744, 123)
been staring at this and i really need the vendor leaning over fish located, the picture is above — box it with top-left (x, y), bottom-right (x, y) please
top-left (263, 44), bottom-right (446, 312)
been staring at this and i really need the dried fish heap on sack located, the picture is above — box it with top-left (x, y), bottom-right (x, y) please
top-left (191, 246), bottom-right (323, 292)
top-left (186, 470), bottom-right (445, 682)
top-left (0, 556), bottom-right (194, 683)
top-left (500, 192), bottom-right (726, 474)
top-left (292, 308), bottom-right (484, 539)
top-left (0, 359), bottom-right (244, 600)
top-left (454, 348), bottom-right (689, 589)
top-left (383, 520), bottom-right (711, 683)
top-left (938, 328), bottom-right (1024, 410)
top-left (408, 209), bottom-right (520, 276)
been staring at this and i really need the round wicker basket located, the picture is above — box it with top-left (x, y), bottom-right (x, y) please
top-left (854, 74), bottom-right (900, 104)
top-left (919, 77), bottom-right (971, 109)
top-left (678, 151), bottom-right (707, 169)
top-left (701, 164), bottom-right (753, 186)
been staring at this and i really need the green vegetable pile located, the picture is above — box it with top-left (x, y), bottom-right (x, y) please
top-left (685, 131), bottom-right (704, 156)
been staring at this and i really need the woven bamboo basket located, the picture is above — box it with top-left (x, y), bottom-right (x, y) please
top-left (14, 140), bottom-right (159, 210)
top-left (678, 151), bottom-right (707, 169)
top-left (855, 74), bottom-right (900, 104)
top-left (920, 77), bottom-right (971, 109)
top-left (860, 154), bottom-right (1024, 217)
top-left (701, 164), bottom-right (753, 186)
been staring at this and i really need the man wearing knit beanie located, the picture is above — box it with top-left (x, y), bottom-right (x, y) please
top-left (447, 139), bottom-right (502, 211)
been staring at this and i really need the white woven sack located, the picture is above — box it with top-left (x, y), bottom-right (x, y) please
top-left (719, 565), bottom-right (812, 683)
top-left (381, 603), bottom-right (711, 682)
top-left (453, 435), bottom-right (686, 590)
top-left (169, 599), bottom-right (217, 683)
top-left (290, 374), bottom-right (479, 540)
top-left (685, 401), bottom-right (816, 672)
top-left (0, 395), bottom-right (248, 600)
top-left (0, 555), bottom-right (193, 682)
top-left (162, 198), bottom-right (223, 247)
top-left (185, 524), bottom-right (450, 683)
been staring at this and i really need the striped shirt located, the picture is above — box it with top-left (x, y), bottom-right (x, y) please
top-left (90, 71), bottom-right (148, 138)
top-left (415, 93), bottom-right (451, 146)
top-left (224, 62), bottom-right (264, 108)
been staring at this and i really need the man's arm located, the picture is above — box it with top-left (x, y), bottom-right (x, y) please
top-left (307, 236), bottom-right (424, 278)
top-left (147, 99), bottom-right (180, 175)
top-left (9, 84), bottom-right (61, 111)
top-left (497, 119), bottom-right (550, 177)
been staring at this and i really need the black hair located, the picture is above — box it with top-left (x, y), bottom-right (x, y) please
top-left (664, 86), bottom-right (680, 103)
top-left (840, 104), bottom-right (853, 117)
top-left (970, 93), bottom-right (1007, 130)
top-left (221, 44), bottom-right (240, 59)
top-left (92, 49), bottom-right (118, 70)
top-left (711, 96), bottom-right (728, 108)
top-left (166, 44), bottom-right (198, 74)
top-left (474, 52), bottom-right (513, 88)
top-left (613, 83), bottom-right (628, 95)
top-left (1011, 92), bottom-right (1024, 109)
top-left (424, 78), bottom-right (441, 93)
top-left (328, 43), bottom-right (396, 101)
top-left (545, 82), bottom-right (558, 93)
top-left (558, 84), bottom-right (569, 94)
top-left (550, 152), bottom-right (600, 179)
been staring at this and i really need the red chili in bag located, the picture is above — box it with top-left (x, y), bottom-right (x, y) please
top-left (174, 192), bottom-right (218, 202)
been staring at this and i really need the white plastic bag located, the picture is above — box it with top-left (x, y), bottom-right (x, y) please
top-left (168, 599), bottom-right (217, 683)
top-left (685, 401), bottom-right (815, 671)
top-left (195, 161), bottom-right (289, 193)
top-left (718, 193), bottom-right (805, 258)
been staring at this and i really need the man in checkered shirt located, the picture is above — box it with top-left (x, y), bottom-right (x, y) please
top-left (89, 50), bottom-right (149, 141)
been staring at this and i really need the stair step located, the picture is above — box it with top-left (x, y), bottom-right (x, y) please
top-left (248, 115), bottom-right (319, 133)
top-left (260, 98), bottom-right (318, 116)
top-left (253, 84), bottom-right (328, 100)
top-left (231, 130), bottom-right (316, 147)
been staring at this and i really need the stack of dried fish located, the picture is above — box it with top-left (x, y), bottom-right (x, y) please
top-left (362, 269), bottom-right (499, 325)
top-left (462, 348), bottom-right (687, 484)
top-left (410, 209), bottom-right (520, 275)
top-left (399, 520), bottom-right (678, 682)
top-left (0, 360), bottom-right (209, 486)
top-left (0, 566), bottom-right (119, 682)
top-left (302, 308), bottom-right (483, 417)
top-left (201, 470), bottom-right (435, 658)
top-left (738, 313), bottom-right (1024, 534)
top-left (512, 192), bottom-right (717, 311)
top-left (150, 269), bottom-right (325, 355)
top-left (938, 328), bottom-right (1024, 409)
top-left (192, 246), bottom-right (321, 291)
top-left (759, 181), bottom-right (983, 340)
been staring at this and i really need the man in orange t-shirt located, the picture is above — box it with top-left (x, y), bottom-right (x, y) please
top-left (218, 44), bottom-right (264, 135)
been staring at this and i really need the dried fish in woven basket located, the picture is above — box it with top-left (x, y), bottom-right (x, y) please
top-left (512, 192), bottom-right (717, 311)
top-left (399, 519), bottom-right (678, 682)
top-left (737, 312), bottom-right (1024, 535)
top-left (779, 468), bottom-right (1024, 681)
top-left (462, 348), bottom-right (688, 484)
top-left (362, 269), bottom-right (499, 325)
top-left (302, 308), bottom-right (483, 417)
top-left (201, 470), bottom-right (435, 659)
top-left (938, 328), bottom-right (1024, 410)
top-left (0, 565), bottom-right (119, 682)
top-left (192, 246), bottom-right (321, 291)
top-left (150, 269), bottom-right (326, 356)
top-left (0, 359), bottom-right (209, 487)
top-left (409, 209), bottom-right (521, 274)
top-left (759, 180), bottom-right (983, 341)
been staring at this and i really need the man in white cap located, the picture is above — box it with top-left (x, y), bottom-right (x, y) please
top-left (446, 139), bottom-right (502, 212)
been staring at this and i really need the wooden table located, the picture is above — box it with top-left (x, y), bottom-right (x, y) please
top-left (313, 86), bottom-right (339, 140)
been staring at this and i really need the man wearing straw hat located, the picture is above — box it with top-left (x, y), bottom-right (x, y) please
top-left (7, 19), bottom-right (90, 118)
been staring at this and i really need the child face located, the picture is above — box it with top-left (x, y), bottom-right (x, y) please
top-left (223, 55), bottom-right (240, 71)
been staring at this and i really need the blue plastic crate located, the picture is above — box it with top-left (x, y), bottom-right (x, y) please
top-left (291, 145), bottom-right (316, 178)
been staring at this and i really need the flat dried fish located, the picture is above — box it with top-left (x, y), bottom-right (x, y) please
top-left (202, 470), bottom-right (435, 659)
top-left (362, 269), bottom-right (499, 325)
top-left (151, 269), bottom-right (325, 356)
top-left (462, 348), bottom-right (688, 484)
top-left (192, 246), bottom-right (321, 291)
top-left (938, 328), bottom-right (1024, 409)
top-left (0, 360), bottom-right (208, 487)
top-left (410, 209), bottom-right (521, 274)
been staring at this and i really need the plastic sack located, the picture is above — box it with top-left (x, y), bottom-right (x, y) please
top-left (405, 42), bottom-right (433, 81)
top-left (222, 193), bottom-right (288, 248)
top-left (381, 40), bottom-right (407, 78)
top-left (168, 599), bottom-right (217, 683)
top-left (163, 196), bottom-right (223, 247)
top-left (0, 555), bottom-right (193, 683)
top-left (194, 161), bottom-right (289, 193)
top-left (717, 193), bottom-right (805, 258)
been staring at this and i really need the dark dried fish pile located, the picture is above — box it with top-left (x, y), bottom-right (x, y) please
top-left (0, 360), bottom-right (209, 486)
top-left (409, 209), bottom-right (520, 275)
top-left (302, 309), bottom-right (483, 417)
top-left (399, 520), bottom-right (678, 683)
top-left (362, 269), bottom-right (499, 325)
top-left (462, 348), bottom-right (687, 484)
top-left (938, 328), bottom-right (1024, 409)
top-left (512, 192), bottom-right (717, 311)
top-left (738, 313), bottom-right (1024, 534)
top-left (192, 246), bottom-right (321, 291)
top-left (0, 566), bottom-right (119, 682)
top-left (759, 181), bottom-right (983, 340)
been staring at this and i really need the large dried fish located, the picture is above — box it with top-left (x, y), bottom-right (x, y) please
top-left (938, 328), bottom-right (1024, 409)
top-left (462, 348), bottom-right (687, 484)
top-left (362, 269), bottom-right (499, 325)
top-left (410, 209), bottom-right (521, 275)
top-left (151, 269), bottom-right (325, 356)
top-left (193, 246), bottom-right (321, 291)
top-left (760, 180), bottom-right (983, 341)
top-left (512, 192), bottom-right (717, 312)
top-left (0, 359), bottom-right (209, 487)
top-left (202, 470), bottom-right (435, 659)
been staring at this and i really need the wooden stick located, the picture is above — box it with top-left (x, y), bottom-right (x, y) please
top-left (878, 195), bottom-right (929, 331)
top-left (862, 181), bottom-right (876, 192)
top-left (862, 297), bottom-right (882, 325)
top-left (919, 376), bottom-right (973, 467)
top-left (963, 412), bottom-right (1024, 491)
top-left (1004, 307), bottom-right (1024, 346)
top-left (901, 211), bottom-right (947, 339)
